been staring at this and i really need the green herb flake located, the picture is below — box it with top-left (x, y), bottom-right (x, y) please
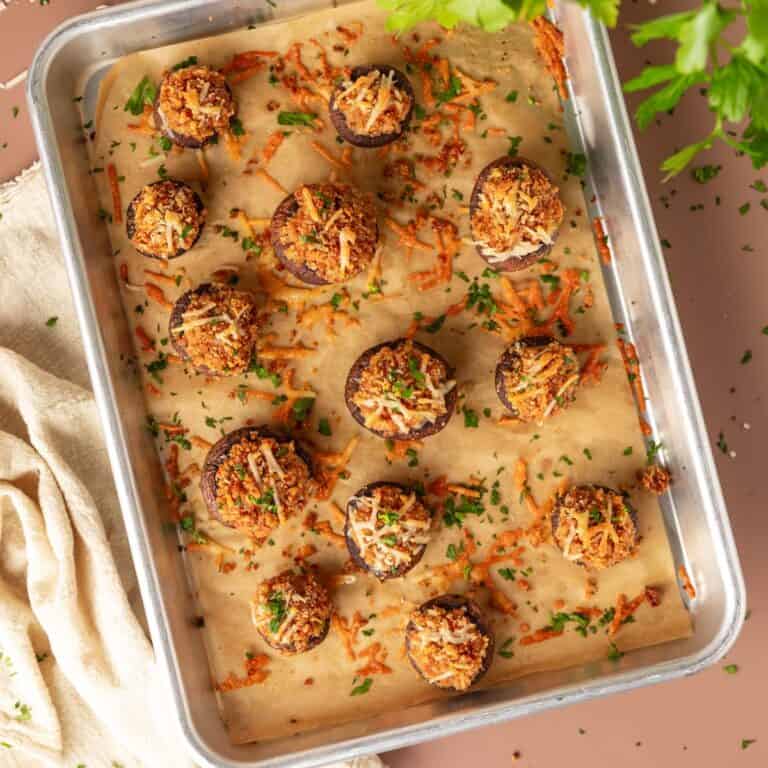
top-left (318, 418), bottom-right (332, 436)
top-left (124, 76), bottom-right (157, 116)
top-left (350, 677), bottom-right (373, 696)
top-left (723, 663), bottom-right (739, 674)
top-left (278, 111), bottom-right (317, 127)
top-left (45, 316), bottom-right (58, 327)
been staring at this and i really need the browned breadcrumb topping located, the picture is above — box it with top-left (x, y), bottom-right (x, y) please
top-left (276, 183), bottom-right (378, 283)
top-left (351, 340), bottom-right (455, 437)
top-left (171, 285), bottom-right (259, 374)
top-left (128, 181), bottom-right (204, 258)
top-left (500, 338), bottom-right (579, 424)
top-left (348, 485), bottom-right (431, 576)
top-left (407, 603), bottom-right (489, 691)
top-left (252, 569), bottom-right (332, 654)
top-left (156, 65), bottom-right (235, 145)
top-left (638, 464), bottom-right (671, 495)
top-left (214, 433), bottom-right (312, 539)
top-left (334, 69), bottom-right (412, 137)
top-left (472, 163), bottom-right (564, 262)
top-left (553, 485), bottom-right (637, 570)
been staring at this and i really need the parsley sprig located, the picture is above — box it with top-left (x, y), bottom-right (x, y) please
top-left (625, 1), bottom-right (768, 177)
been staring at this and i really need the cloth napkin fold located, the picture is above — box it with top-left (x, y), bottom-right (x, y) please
top-left (0, 165), bottom-right (385, 768)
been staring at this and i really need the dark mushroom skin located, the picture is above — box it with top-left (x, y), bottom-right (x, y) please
top-left (344, 338), bottom-right (458, 440)
top-left (494, 335), bottom-right (579, 421)
top-left (252, 569), bottom-right (332, 655)
top-left (329, 65), bottom-right (415, 148)
top-left (270, 184), bottom-right (379, 286)
top-left (550, 484), bottom-right (639, 570)
top-left (125, 180), bottom-right (205, 260)
top-left (168, 282), bottom-right (260, 376)
top-left (469, 156), bottom-right (563, 272)
top-left (405, 595), bottom-right (494, 691)
top-left (200, 426), bottom-right (313, 530)
top-left (153, 64), bottom-right (235, 149)
top-left (344, 481), bottom-right (432, 580)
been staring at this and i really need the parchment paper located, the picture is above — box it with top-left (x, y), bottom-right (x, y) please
top-left (89, 0), bottom-right (691, 745)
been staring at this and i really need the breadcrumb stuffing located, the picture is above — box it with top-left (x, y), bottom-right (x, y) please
top-left (334, 68), bottom-right (412, 137)
top-left (407, 602), bottom-right (490, 691)
top-left (638, 464), bottom-right (671, 495)
top-left (156, 64), bottom-right (235, 145)
top-left (252, 569), bottom-right (332, 654)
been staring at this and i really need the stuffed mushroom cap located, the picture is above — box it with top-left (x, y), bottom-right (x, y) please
top-left (169, 282), bottom-right (260, 376)
top-left (270, 182), bottom-right (378, 285)
top-left (406, 595), bottom-right (493, 691)
top-left (551, 484), bottom-right (639, 570)
top-left (251, 569), bottom-right (332, 654)
top-left (345, 481), bottom-right (432, 580)
top-left (200, 426), bottom-right (313, 541)
top-left (329, 65), bottom-right (414, 148)
top-left (154, 63), bottom-right (235, 148)
top-left (126, 179), bottom-right (205, 259)
top-left (345, 338), bottom-right (457, 440)
top-left (494, 336), bottom-right (580, 424)
top-left (470, 156), bottom-right (564, 271)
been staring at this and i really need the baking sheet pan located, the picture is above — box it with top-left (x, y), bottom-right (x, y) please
top-left (27, 1), bottom-right (746, 765)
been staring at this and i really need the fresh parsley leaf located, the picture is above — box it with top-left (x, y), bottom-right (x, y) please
top-left (350, 677), bottom-right (373, 695)
top-left (124, 76), bottom-right (157, 116)
top-left (172, 55), bottom-right (198, 71)
top-left (278, 111), bottom-right (317, 127)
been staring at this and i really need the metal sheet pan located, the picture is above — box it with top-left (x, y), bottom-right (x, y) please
top-left (27, 1), bottom-right (746, 766)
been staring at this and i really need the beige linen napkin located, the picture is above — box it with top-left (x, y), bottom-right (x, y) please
top-left (0, 165), bottom-right (386, 768)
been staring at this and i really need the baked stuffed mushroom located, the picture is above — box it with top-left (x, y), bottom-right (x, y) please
top-left (345, 481), bottom-right (432, 580)
top-left (251, 569), bottom-right (332, 654)
top-left (406, 595), bottom-right (493, 691)
top-left (470, 157), bottom-right (564, 271)
top-left (270, 182), bottom-right (378, 285)
top-left (126, 179), bottom-right (205, 260)
top-left (551, 484), bottom-right (639, 570)
top-left (329, 65), bottom-right (414, 148)
top-left (201, 426), bottom-right (313, 540)
top-left (345, 338), bottom-right (457, 440)
top-left (154, 63), bottom-right (235, 148)
top-left (169, 283), bottom-right (260, 376)
top-left (495, 336), bottom-right (580, 424)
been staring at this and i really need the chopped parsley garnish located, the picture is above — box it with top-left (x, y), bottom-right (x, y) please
top-left (505, 90), bottom-right (518, 103)
top-left (741, 349), bottom-right (752, 364)
top-left (646, 439), bottom-right (663, 464)
top-left (566, 152), bottom-right (587, 177)
top-left (425, 314), bottom-right (446, 333)
top-left (408, 356), bottom-right (426, 383)
top-left (45, 316), bottom-right (58, 327)
top-left (498, 567), bottom-right (516, 581)
top-left (446, 542), bottom-right (463, 561)
top-left (292, 397), bottom-right (315, 422)
top-left (723, 663), bottom-right (739, 674)
top-left (507, 135), bottom-right (523, 157)
top-left (172, 55), bottom-right (198, 71)
top-left (467, 279), bottom-right (498, 318)
top-left (716, 431), bottom-right (729, 454)
top-left (144, 351), bottom-right (168, 383)
top-left (623, 446), bottom-right (633, 456)
top-left (443, 494), bottom-right (484, 528)
top-left (229, 117), bottom-right (246, 136)
top-left (498, 638), bottom-right (515, 658)
top-left (607, 642), bottom-right (624, 662)
top-left (267, 591), bottom-right (287, 633)
top-left (691, 164), bottom-right (721, 183)
top-left (741, 739), bottom-right (756, 750)
top-left (435, 74), bottom-right (462, 104)
top-left (318, 418), bottom-right (332, 436)
top-left (462, 406), bottom-right (479, 428)
top-left (124, 76), bottom-right (157, 116)
top-left (350, 677), bottom-right (373, 695)
top-left (406, 447), bottom-right (419, 467)
top-left (278, 111), bottom-right (317, 127)
top-left (548, 611), bottom-right (591, 637)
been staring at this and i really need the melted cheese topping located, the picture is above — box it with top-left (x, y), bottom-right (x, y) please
top-left (407, 603), bottom-right (489, 691)
top-left (472, 163), bottom-right (564, 260)
top-left (500, 338), bottom-right (579, 424)
top-left (553, 485), bottom-right (637, 570)
top-left (276, 183), bottom-right (378, 283)
top-left (128, 180), bottom-right (204, 258)
top-left (334, 68), bottom-right (412, 137)
top-left (171, 285), bottom-right (259, 375)
top-left (347, 485), bottom-right (431, 576)
top-left (351, 340), bottom-right (455, 438)
top-left (251, 570), bottom-right (332, 654)
top-left (156, 64), bottom-right (235, 145)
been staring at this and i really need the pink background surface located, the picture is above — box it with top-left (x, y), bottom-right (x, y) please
top-left (0, 0), bottom-right (764, 765)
